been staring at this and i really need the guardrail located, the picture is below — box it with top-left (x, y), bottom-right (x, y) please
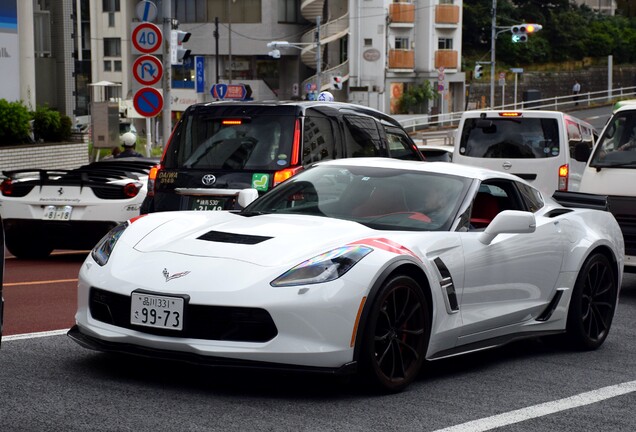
top-left (399, 85), bottom-right (636, 132)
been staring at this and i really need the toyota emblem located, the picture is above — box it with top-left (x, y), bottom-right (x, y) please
top-left (202, 174), bottom-right (216, 185)
top-left (502, 161), bottom-right (512, 170)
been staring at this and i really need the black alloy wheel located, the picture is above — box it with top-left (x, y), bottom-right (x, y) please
top-left (566, 253), bottom-right (617, 350)
top-left (362, 275), bottom-right (430, 392)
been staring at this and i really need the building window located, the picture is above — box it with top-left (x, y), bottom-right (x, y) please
top-left (114, 60), bottom-right (122, 72)
top-left (394, 37), bottom-right (409, 49)
top-left (172, 0), bottom-right (262, 23)
top-left (278, 0), bottom-right (301, 23)
top-left (438, 38), bottom-right (453, 50)
top-left (439, 0), bottom-right (454, 4)
top-left (104, 38), bottom-right (121, 57)
top-left (208, 0), bottom-right (261, 23)
top-left (102, 0), bottom-right (120, 12)
top-left (108, 12), bottom-right (115, 27)
top-left (364, 38), bottom-right (372, 46)
top-left (104, 60), bottom-right (112, 72)
top-left (105, 84), bottom-right (122, 101)
top-left (172, 57), bottom-right (195, 89)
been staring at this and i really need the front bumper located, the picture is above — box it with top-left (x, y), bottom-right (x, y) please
top-left (68, 325), bottom-right (358, 375)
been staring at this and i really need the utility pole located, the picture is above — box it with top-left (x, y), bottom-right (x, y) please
top-left (214, 17), bottom-right (219, 83)
top-left (315, 16), bottom-right (321, 92)
top-left (490, 0), bottom-right (497, 108)
top-left (228, 0), bottom-right (232, 83)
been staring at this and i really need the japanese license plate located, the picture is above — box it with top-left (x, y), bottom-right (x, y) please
top-left (130, 292), bottom-right (184, 331)
top-left (191, 197), bottom-right (226, 211)
top-left (42, 205), bottom-right (73, 220)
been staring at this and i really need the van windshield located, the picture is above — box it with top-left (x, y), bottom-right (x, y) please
top-left (590, 111), bottom-right (636, 168)
top-left (459, 117), bottom-right (560, 159)
top-left (166, 111), bottom-right (296, 170)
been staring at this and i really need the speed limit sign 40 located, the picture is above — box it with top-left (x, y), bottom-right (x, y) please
top-left (132, 22), bottom-right (162, 54)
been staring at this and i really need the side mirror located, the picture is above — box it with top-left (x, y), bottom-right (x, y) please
top-left (479, 210), bottom-right (536, 245)
top-left (237, 188), bottom-right (259, 208)
top-left (572, 141), bottom-right (591, 163)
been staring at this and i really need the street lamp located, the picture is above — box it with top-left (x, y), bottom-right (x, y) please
top-left (267, 16), bottom-right (322, 97)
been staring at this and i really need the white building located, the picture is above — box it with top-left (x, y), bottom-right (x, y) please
top-left (15, 0), bottom-right (465, 127)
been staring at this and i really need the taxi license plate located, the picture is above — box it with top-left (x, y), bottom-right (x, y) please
top-left (191, 197), bottom-right (226, 211)
top-left (130, 293), bottom-right (184, 331)
top-left (42, 205), bottom-right (73, 220)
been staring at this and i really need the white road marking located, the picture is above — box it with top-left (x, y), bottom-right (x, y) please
top-left (4, 329), bottom-right (70, 341)
top-left (434, 380), bottom-right (636, 432)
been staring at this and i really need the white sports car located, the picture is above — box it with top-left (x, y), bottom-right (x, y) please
top-left (68, 158), bottom-right (624, 392)
top-left (0, 158), bottom-right (157, 258)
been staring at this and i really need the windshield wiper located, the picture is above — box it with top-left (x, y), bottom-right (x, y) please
top-left (239, 210), bottom-right (270, 217)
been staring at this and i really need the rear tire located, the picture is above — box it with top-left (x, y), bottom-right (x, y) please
top-left (5, 228), bottom-right (53, 259)
top-left (360, 275), bottom-right (430, 392)
top-left (565, 253), bottom-right (617, 350)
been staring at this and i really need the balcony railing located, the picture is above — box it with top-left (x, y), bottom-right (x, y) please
top-left (389, 3), bottom-right (415, 24)
top-left (434, 50), bottom-right (458, 69)
top-left (435, 4), bottom-right (460, 25)
top-left (389, 49), bottom-right (415, 70)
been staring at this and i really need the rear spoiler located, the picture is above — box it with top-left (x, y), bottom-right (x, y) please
top-left (552, 191), bottom-right (610, 211)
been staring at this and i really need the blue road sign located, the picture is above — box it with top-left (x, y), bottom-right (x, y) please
top-left (133, 87), bottom-right (163, 117)
top-left (195, 56), bottom-right (205, 93)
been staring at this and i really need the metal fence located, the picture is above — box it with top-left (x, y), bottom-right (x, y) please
top-left (399, 85), bottom-right (636, 133)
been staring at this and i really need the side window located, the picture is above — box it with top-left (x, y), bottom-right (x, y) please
top-left (385, 127), bottom-right (419, 160)
top-left (469, 180), bottom-right (522, 229)
top-left (342, 115), bottom-right (387, 157)
top-left (516, 182), bottom-right (544, 212)
top-left (302, 114), bottom-right (338, 166)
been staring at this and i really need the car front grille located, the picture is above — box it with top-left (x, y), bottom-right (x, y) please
top-left (89, 287), bottom-right (278, 343)
top-left (614, 213), bottom-right (636, 256)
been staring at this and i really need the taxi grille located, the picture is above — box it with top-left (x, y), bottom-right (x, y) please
top-left (89, 288), bottom-right (278, 342)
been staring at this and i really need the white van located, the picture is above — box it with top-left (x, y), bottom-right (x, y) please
top-left (452, 110), bottom-right (596, 196)
top-left (568, 104), bottom-right (636, 271)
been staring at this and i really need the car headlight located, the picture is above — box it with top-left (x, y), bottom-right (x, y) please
top-left (271, 245), bottom-right (373, 287)
top-left (92, 223), bottom-right (128, 266)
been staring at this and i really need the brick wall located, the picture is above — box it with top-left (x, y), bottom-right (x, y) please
top-left (0, 142), bottom-right (89, 174)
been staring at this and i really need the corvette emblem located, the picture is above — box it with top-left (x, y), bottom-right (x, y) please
top-left (202, 174), bottom-right (216, 185)
top-left (58, 187), bottom-right (64, 196)
top-left (163, 268), bottom-right (191, 282)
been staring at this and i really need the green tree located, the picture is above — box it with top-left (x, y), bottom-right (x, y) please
top-left (0, 99), bottom-right (31, 144)
top-left (397, 81), bottom-right (436, 114)
top-left (32, 105), bottom-right (64, 142)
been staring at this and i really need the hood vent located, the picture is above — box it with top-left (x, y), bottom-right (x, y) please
top-left (198, 230), bottom-right (272, 245)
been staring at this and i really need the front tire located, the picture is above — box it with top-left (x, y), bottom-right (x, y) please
top-left (361, 275), bottom-right (430, 392)
top-left (566, 253), bottom-right (617, 350)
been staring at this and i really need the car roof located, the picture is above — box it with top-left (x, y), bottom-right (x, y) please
top-left (189, 100), bottom-right (402, 127)
top-left (315, 157), bottom-right (533, 183)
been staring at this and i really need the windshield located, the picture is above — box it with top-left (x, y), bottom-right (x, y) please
top-left (590, 111), bottom-right (636, 168)
top-left (166, 110), bottom-right (296, 170)
top-left (244, 164), bottom-right (471, 231)
top-left (459, 117), bottom-right (560, 159)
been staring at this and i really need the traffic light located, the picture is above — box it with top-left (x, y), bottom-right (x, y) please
top-left (511, 23), bottom-right (542, 43)
top-left (474, 64), bottom-right (483, 79)
top-left (331, 75), bottom-right (343, 90)
top-left (170, 30), bottom-right (192, 64)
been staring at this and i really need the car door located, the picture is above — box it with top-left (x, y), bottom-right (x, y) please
top-left (458, 179), bottom-right (565, 344)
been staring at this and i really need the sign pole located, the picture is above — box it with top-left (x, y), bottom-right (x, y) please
top-left (162, 0), bottom-right (172, 149)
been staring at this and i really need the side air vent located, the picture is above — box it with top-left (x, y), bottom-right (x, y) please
top-left (434, 257), bottom-right (459, 313)
top-left (536, 288), bottom-right (565, 321)
top-left (198, 230), bottom-right (272, 245)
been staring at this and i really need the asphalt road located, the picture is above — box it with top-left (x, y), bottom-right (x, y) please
top-left (1, 253), bottom-right (635, 431)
